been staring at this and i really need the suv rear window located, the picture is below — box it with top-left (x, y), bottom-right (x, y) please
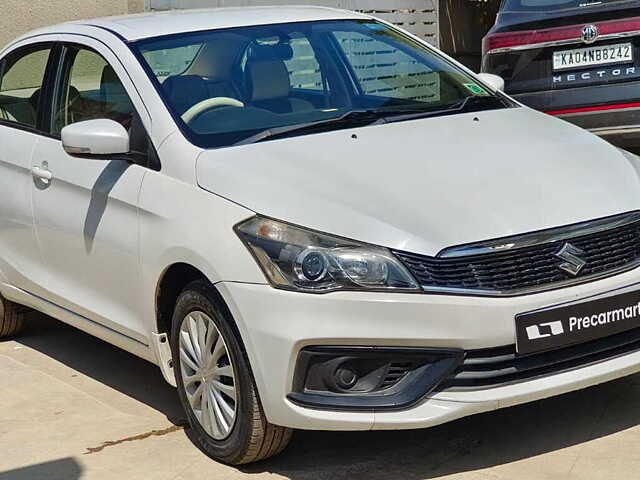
top-left (501, 0), bottom-right (633, 11)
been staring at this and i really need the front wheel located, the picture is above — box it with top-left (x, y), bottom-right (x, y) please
top-left (171, 280), bottom-right (292, 464)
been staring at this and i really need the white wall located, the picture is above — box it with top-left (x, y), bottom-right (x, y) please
top-left (147, 0), bottom-right (439, 46)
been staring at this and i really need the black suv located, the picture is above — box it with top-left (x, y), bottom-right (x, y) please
top-left (482, 1), bottom-right (640, 150)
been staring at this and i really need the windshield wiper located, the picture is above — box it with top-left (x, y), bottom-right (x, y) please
top-left (381, 95), bottom-right (507, 124)
top-left (450, 94), bottom-right (507, 113)
top-left (233, 97), bottom-right (507, 146)
top-left (234, 109), bottom-right (387, 146)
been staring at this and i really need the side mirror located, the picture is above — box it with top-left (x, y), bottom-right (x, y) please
top-left (62, 119), bottom-right (130, 157)
top-left (476, 73), bottom-right (505, 92)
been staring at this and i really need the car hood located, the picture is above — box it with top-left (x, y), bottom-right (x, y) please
top-left (196, 107), bottom-right (640, 256)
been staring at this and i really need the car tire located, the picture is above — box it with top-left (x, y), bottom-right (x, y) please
top-left (171, 279), bottom-right (292, 465)
top-left (0, 294), bottom-right (26, 339)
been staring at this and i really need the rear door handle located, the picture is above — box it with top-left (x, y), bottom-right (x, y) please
top-left (31, 165), bottom-right (52, 182)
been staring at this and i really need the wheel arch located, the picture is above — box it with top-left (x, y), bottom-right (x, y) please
top-left (154, 262), bottom-right (244, 339)
top-left (155, 262), bottom-right (209, 336)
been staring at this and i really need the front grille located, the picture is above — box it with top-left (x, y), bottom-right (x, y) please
top-left (394, 212), bottom-right (640, 296)
top-left (438, 326), bottom-right (640, 390)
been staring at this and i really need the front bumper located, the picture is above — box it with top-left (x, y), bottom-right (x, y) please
top-left (217, 266), bottom-right (640, 431)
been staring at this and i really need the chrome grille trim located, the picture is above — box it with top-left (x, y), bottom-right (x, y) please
top-left (394, 212), bottom-right (640, 297)
top-left (439, 211), bottom-right (640, 259)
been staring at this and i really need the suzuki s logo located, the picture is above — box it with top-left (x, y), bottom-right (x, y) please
top-left (526, 321), bottom-right (565, 340)
top-left (555, 242), bottom-right (587, 276)
top-left (582, 24), bottom-right (599, 44)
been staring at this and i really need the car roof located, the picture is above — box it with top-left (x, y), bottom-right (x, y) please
top-left (36, 6), bottom-right (371, 43)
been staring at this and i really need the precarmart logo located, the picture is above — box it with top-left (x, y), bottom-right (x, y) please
top-left (526, 321), bottom-right (564, 340)
top-left (569, 301), bottom-right (640, 332)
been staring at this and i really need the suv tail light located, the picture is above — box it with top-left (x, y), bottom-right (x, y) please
top-left (483, 25), bottom-right (581, 55)
top-left (483, 16), bottom-right (640, 55)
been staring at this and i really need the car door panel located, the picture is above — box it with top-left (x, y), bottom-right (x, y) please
top-left (30, 40), bottom-right (150, 341)
top-left (31, 142), bottom-right (147, 341)
top-left (0, 43), bottom-right (54, 294)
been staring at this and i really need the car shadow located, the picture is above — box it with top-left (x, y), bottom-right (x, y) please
top-left (16, 312), bottom-right (186, 425)
top-left (14, 313), bottom-right (640, 479)
top-left (0, 457), bottom-right (83, 480)
top-left (83, 160), bottom-right (130, 254)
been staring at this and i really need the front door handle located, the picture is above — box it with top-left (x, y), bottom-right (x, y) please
top-left (31, 165), bottom-right (53, 182)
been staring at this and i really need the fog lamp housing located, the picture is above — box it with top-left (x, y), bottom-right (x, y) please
top-left (288, 346), bottom-right (464, 411)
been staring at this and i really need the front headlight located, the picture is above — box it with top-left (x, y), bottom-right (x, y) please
top-left (235, 216), bottom-right (420, 293)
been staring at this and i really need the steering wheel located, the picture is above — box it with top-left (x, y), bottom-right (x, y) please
top-left (182, 97), bottom-right (245, 124)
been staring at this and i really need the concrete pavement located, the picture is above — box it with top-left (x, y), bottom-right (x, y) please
top-left (2, 312), bottom-right (640, 480)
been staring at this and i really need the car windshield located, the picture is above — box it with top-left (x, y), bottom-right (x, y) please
top-left (134, 20), bottom-right (509, 148)
top-left (501, 0), bottom-right (633, 11)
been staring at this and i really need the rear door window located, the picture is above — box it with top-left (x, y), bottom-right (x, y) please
top-left (0, 45), bottom-right (52, 128)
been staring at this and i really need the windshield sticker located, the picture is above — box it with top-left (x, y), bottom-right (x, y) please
top-left (463, 83), bottom-right (490, 96)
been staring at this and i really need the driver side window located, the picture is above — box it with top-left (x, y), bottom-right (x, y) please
top-left (52, 46), bottom-right (135, 134)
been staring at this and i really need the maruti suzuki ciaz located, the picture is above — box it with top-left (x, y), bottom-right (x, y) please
top-left (2, 6), bottom-right (640, 465)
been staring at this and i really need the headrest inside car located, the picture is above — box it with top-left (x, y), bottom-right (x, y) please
top-left (250, 43), bottom-right (293, 62)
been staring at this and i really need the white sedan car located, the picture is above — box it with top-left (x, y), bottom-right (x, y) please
top-left (2, 6), bottom-right (640, 465)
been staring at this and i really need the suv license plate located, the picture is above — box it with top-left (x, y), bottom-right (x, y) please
top-left (553, 43), bottom-right (633, 71)
top-left (516, 289), bottom-right (640, 355)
